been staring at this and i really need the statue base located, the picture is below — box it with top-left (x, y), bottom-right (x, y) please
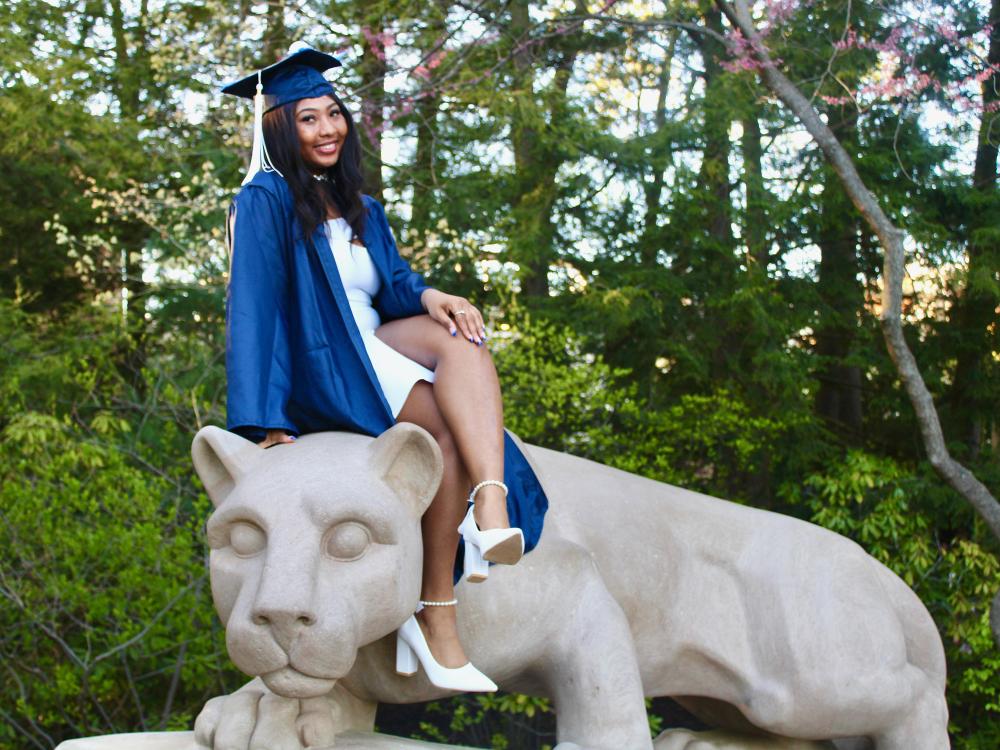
top-left (54, 730), bottom-right (479, 749)
top-left (55, 729), bottom-right (833, 749)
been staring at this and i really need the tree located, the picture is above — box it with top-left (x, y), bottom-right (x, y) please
top-left (714, 0), bottom-right (1000, 643)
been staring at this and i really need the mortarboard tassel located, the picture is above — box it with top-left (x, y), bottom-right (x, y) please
top-left (242, 71), bottom-right (283, 185)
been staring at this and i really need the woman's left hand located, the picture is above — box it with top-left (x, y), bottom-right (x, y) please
top-left (421, 288), bottom-right (487, 344)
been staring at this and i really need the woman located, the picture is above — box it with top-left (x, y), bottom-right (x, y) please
top-left (221, 45), bottom-right (547, 692)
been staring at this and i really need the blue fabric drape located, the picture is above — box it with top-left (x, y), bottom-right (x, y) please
top-left (225, 171), bottom-right (548, 562)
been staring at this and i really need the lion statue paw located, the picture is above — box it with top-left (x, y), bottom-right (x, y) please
top-left (652, 729), bottom-right (834, 749)
top-left (194, 677), bottom-right (340, 750)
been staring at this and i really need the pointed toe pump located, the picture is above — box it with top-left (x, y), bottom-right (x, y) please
top-left (395, 604), bottom-right (497, 693)
top-left (457, 480), bottom-right (525, 583)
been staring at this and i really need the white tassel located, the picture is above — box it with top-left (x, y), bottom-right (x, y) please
top-left (242, 71), bottom-right (283, 186)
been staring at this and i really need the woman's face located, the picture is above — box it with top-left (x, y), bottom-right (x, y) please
top-left (295, 95), bottom-right (349, 173)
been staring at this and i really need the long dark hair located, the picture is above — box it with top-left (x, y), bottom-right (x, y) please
top-left (262, 91), bottom-right (367, 242)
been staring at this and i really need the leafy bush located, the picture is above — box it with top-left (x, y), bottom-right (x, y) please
top-left (492, 311), bottom-right (802, 504)
top-left (0, 302), bottom-right (238, 749)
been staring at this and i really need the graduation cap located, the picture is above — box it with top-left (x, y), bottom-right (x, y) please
top-left (222, 42), bottom-right (343, 185)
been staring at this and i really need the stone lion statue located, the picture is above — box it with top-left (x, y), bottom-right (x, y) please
top-left (188, 423), bottom-right (949, 750)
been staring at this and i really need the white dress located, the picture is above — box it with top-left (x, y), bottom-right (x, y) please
top-left (326, 217), bottom-right (435, 417)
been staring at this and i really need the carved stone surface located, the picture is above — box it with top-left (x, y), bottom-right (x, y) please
top-left (55, 728), bottom-right (837, 750)
top-left (55, 730), bottom-right (480, 749)
top-left (57, 424), bottom-right (951, 750)
top-left (57, 734), bottom-right (194, 750)
top-left (184, 424), bottom-right (949, 750)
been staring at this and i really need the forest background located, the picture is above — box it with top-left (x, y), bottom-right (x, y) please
top-left (1, 0), bottom-right (999, 747)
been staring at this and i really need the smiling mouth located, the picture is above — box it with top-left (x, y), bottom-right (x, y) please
top-left (316, 142), bottom-right (340, 155)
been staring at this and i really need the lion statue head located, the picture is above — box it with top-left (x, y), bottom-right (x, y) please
top-left (191, 424), bottom-right (443, 699)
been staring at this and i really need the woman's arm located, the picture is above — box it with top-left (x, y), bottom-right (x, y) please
top-left (367, 198), bottom-right (486, 343)
top-left (225, 185), bottom-right (299, 444)
top-left (367, 198), bottom-right (430, 312)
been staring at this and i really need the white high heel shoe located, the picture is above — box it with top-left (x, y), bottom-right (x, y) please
top-left (395, 603), bottom-right (497, 693)
top-left (457, 480), bottom-right (524, 583)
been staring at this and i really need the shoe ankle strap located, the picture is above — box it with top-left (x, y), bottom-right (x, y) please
top-left (469, 480), bottom-right (508, 504)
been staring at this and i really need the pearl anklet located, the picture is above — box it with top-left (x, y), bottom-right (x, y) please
top-left (469, 480), bottom-right (508, 504)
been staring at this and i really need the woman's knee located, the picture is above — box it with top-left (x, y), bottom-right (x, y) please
top-left (432, 425), bottom-right (468, 485)
top-left (439, 427), bottom-right (461, 459)
top-left (376, 315), bottom-right (454, 368)
top-left (397, 385), bottom-right (460, 458)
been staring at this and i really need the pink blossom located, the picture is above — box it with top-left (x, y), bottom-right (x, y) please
top-left (936, 23), bottom-right (958, 42)
top-left (361, 25), bottom-right (395, 62)
top-left (820, 94), bottom-right (853, 105)
top-left (765, 0), bottom-right (803, 26)
top-left (427, 50), bottom-right (446, 70)
top-left (721, 57), bottom-right (766, 73)
top-left (835, 25), bottom-right (905, 55)
top-left (833, 29), bottom-right (857, 51)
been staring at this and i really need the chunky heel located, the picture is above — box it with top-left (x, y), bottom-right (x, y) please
top-left (395, 613), bottom-right (497, 692)
top-left (457, 498), bottom-right (524, 581)
top-left (464, 538), bottom-right (490, 583)
top-left (396, 631), bottom-right (418, 676)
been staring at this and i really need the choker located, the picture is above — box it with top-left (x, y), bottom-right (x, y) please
top-left (312, 173), bottom-right (329, 182)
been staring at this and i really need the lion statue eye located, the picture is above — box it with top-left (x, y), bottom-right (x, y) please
top-left (229, 521), bottom-right (266, 557)
top-left (325, 522), bottom-right (371, 561)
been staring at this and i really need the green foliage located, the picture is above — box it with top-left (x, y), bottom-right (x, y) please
top-left (0, 301), bottom-right (238, 749)
top-left (0, 413), bottom-right (215, 745)
top-left (493, 309), bottom-right (807, 503)
top-left (405, 694), bottom-right (554, 749)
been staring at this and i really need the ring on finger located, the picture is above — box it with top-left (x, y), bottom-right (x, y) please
top-left (454, 310), bottom-right (467, 316)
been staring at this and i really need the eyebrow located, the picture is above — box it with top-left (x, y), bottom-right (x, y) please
top-left (297, 104), bottom-right (341, 116)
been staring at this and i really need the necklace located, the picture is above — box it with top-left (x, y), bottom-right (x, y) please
top-left (312, 173), bottom-right (329, 182)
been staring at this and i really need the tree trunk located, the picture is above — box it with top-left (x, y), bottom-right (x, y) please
top-left (815, 106), bottom-right (863, 439)
top-left (358, 15), bottom-right (387, 201)
top-left (509, 0), bottom-right (552, 300)
top-left (406, 11), bottom-right (446, 247)
top-left (262, 0), bottom-right (287, 64)
top-left (948, 0), bottom-right (1000, 458)
top-left (740, 111), bottom-right (767, 271)
top-left (408, 92), bottom-right (439, 248)
top-left (508, 0), bottom-right (591, 301)
top-left (640, 32), bottom-right (678, 267)
top-left (108, 0), bottom-right (149, 362)
top-left (695, 7), bottom-right (734, 256)
top-left (692, 5), bottom-right (737, 380)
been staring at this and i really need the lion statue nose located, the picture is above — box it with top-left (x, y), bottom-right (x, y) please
top-left (252, 607), bottom-right (317, 630)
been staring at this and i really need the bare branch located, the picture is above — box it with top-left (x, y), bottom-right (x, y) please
top-left (92, 578), bottom-right (202, 667)
top-left (0, 707), bottom-right (49, 750)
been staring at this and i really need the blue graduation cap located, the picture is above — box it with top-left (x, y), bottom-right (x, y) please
top-left (222, 43), bottom-right (343, 185)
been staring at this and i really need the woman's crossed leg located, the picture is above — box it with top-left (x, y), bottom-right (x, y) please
top-left (377, 313), bottom-right (510, 530)
top-left (383, 314), bottom-right (512, 668)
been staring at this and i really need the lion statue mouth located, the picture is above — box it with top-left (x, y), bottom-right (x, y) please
top-left (261, 666), bottom-right (338, 698)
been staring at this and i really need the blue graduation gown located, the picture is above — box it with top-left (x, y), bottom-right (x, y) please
top-left (225, 171), bottom-right (548, 559)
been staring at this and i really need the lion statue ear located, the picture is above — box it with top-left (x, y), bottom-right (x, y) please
top-left (369, 423), bottom-right (444, 518)
top-left (191, 426), bottom-right (261, 507)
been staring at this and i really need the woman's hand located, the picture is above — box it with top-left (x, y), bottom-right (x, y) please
top-left (421, 289), bottom-right (487, 345)
top-left (258, 429), bottom-right (296, 449)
